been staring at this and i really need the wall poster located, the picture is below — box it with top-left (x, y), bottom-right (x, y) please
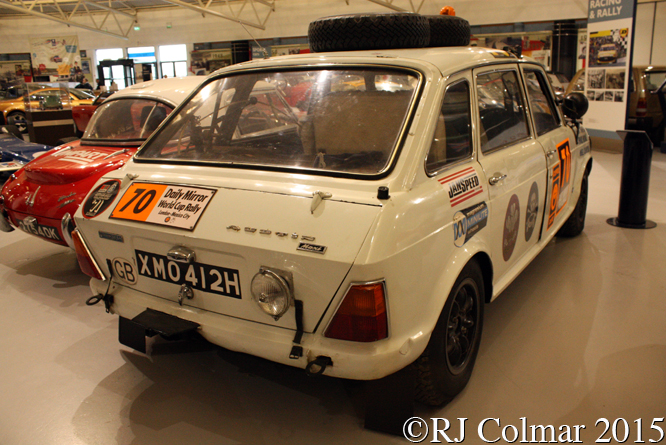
top-left (29, 35), bottom-right (81, 81)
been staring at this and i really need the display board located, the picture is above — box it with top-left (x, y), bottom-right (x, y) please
top-left (29, 36), bottom-right (81, 82)
top-left (583, 0), bottom-right (637, 136)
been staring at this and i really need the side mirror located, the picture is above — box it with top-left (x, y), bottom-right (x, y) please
top-left (562, 92), bottom-right (589, 120)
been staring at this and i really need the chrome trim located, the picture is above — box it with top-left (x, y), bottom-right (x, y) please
top-left (488, 174), bottom-right (507, 186)
top-left (73, 228), bottom-right (107, 281)
top-left (25, 186), bottom-right (41, 207)
top-left (61, 213), bottom-right (76, 249)
top-left (103, 148), bottom-right (129, 160)
top-left (322, 279), bottom-right (389, 340)
top-left (227, 225), bottom-right (241, 231)
top-left (167, 245), bottom-right (196, 263)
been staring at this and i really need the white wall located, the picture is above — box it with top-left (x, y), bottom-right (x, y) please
top-left (1, 0), bottom-right (589, 55)
top-left (2, 0), bottom-right (665, 68)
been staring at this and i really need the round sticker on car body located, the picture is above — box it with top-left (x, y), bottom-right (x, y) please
top-left (112, 257), bottom-right (137, 285)
top-left (503, 194), bottom-right (520, 261)
top-left (525, 182), bottom-right (539, 242)
top-left (82, 180), bottom-right (121, 219)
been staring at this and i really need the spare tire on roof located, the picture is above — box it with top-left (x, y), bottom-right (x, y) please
top-left (425, 15), bottom-right (471, 47)
top-left (308, 13), bottom-right (430, 53)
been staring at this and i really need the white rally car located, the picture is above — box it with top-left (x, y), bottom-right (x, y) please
top-left (73, 13), bottom-right (591, 406)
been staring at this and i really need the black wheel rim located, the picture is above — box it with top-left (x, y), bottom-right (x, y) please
top-left (445, 278), bottom-right (480, 375)
top-left (10, 115), bottom-right (27, 133)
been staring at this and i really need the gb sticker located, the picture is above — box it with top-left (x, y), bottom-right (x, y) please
top-left (112, 258), bottom-right (137, 285)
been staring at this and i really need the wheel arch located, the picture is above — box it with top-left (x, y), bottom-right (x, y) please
top-left (471, 251), bottom-right (493, 304)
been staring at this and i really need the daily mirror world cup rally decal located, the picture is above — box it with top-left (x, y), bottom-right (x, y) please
top-left (439, 167), bottom-right (484, 207)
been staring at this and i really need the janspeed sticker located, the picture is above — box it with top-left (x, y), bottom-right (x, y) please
top-left (112, 258), bottom-right (137, 284)
top-left (53, 149), bottom-right (107, 165)
top-left (525, 182), bottom-right (539, 242)
top-left (82, 180), bottom-right (120, 219)
top-left (453, 202), bottom-right (489, 248)
top-left (503, 194), bottom-right (520, 261)
top-left (439, 167), bottom-right (484, 207)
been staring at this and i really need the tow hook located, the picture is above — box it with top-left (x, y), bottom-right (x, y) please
top-left (86, 293), bottom-right (114, 313)
top-left (305, 356), bottom-right (332, 376)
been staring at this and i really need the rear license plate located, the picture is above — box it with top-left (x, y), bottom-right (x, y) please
top-left (18, 218), bottom-right (62, 242)
top-left (135, 249), bottom-right (241, 299)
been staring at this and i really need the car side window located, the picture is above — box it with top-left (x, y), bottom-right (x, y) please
top-left (426, 80), bottom-right (472, 174)
top-left (477, 70), bottom-right (530, 153)
top-left (524, 69), bottom-right (560, 135)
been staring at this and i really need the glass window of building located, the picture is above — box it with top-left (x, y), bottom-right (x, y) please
top-left (159, 44), bottom-right (188, 78)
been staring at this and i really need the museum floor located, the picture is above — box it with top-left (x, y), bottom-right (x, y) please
top-left (0, 141), bottom-right (664, 445)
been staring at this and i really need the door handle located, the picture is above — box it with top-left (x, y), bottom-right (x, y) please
top-left (547, 149), bottom-right (557, 158)
top-left (488, 174), bottom-right (507, 186)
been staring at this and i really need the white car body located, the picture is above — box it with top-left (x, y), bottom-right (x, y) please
top-left (74, 46), bottom-right (592, 381)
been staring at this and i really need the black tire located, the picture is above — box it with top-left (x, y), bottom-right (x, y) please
top-left (55, 136), bottom-right (79, 146)
top-left (425, 15), bottom-right (471, 47)
top-left (557, 172), bottom-right (588, 237)
top-left (308, 13), bottom-right (429, 53)
top-left (414, 260), bottom-right (484, 406)
top-left (7, 111), bottom-right (27, 134)
top-left (0, 124), bottom-right (23, 140)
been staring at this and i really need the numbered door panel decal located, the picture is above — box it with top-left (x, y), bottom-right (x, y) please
top-left (547, 139), bottom-right (572, 229)
top-left (110, 182), bottom-right (216, 231)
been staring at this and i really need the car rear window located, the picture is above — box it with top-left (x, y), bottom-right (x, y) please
top-left (136, 68), bottom-right (420, 176)
top-left (644, 71), bottom-right (666, 92)
top-left (83, 99), bottom-right (173, 143)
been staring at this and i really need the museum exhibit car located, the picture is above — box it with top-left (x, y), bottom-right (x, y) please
top-left (0, 76), bottom-right (204, 246)
top-left (71, 13), bottom-right (592, 406)
top-left (0, 125), bottom-right (52, 177)
top-left (0, 87), bottom-right (95, 133)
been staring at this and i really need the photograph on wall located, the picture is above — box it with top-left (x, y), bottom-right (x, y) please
top-left (589, 28), bottom-right (628, 67)
top-left (614, 91), bottom-right (624, 102)
top-left (0, 60), bottom-right (32, 86)
top-left (605, 68), bottom-right (625, 89)
top-left (587, 90), bottom-right (595, 101)
top-left (604, 91), bottom-right (614, 101)
top-left (190, 49), bottom-right (232, 76)
top-left (595, 91), bottom-right (604, 101)
top-left (588, 69), bottom-right (606, 89)
top-left (271, 44), bottom-right (310, 57)
top-left (29, 36), bottom-right (81, 81)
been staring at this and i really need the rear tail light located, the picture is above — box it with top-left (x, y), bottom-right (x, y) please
top-left (325, 281), bottom-right (388, 342)
top-left (637, 97), bottom-right (647, 117)
top-left (72, 229), bottom-right (105, 280)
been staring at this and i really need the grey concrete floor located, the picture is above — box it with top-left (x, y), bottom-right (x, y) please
top-left (0, 146), bottom-right (664, 444)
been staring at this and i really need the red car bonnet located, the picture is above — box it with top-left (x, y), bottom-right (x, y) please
top-left (24, 141), bottom-right (137, 185)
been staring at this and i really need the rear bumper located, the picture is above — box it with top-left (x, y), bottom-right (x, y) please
top-left (91, 278), bottom-right (430, 381)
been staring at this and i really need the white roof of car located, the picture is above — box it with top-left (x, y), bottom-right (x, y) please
top-left (108, 76), bottom-right (205, 107)
top-left (220, 46), bottom-right (536, 77)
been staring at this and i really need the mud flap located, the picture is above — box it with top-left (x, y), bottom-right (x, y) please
top-left (364, 365), bottom-right (415, 436)
top-left (119, 309), bottom-right (200, 354)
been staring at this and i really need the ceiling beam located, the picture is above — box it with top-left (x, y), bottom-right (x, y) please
top-left (0, 0), bottom-right (132, 38)
top-left (158, 0), bottom-right (273, 29)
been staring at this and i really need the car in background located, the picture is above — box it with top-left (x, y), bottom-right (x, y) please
top-left (597, 43), bottom-right (618, 64)
top-left (547, 72), bottom-right (569, 97)
top-left (566, 66), bottom-right (666, 143)
top-left (72, 91), bottom-right (114, 137)
top-left (0, 87), bottom-right (95, 134)
top-left (0, 76), bottom-right (204, 247)
top-left (69, 13), bottom-right (592, 409)
top-left (0, 125), bottom-right (52, 178)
